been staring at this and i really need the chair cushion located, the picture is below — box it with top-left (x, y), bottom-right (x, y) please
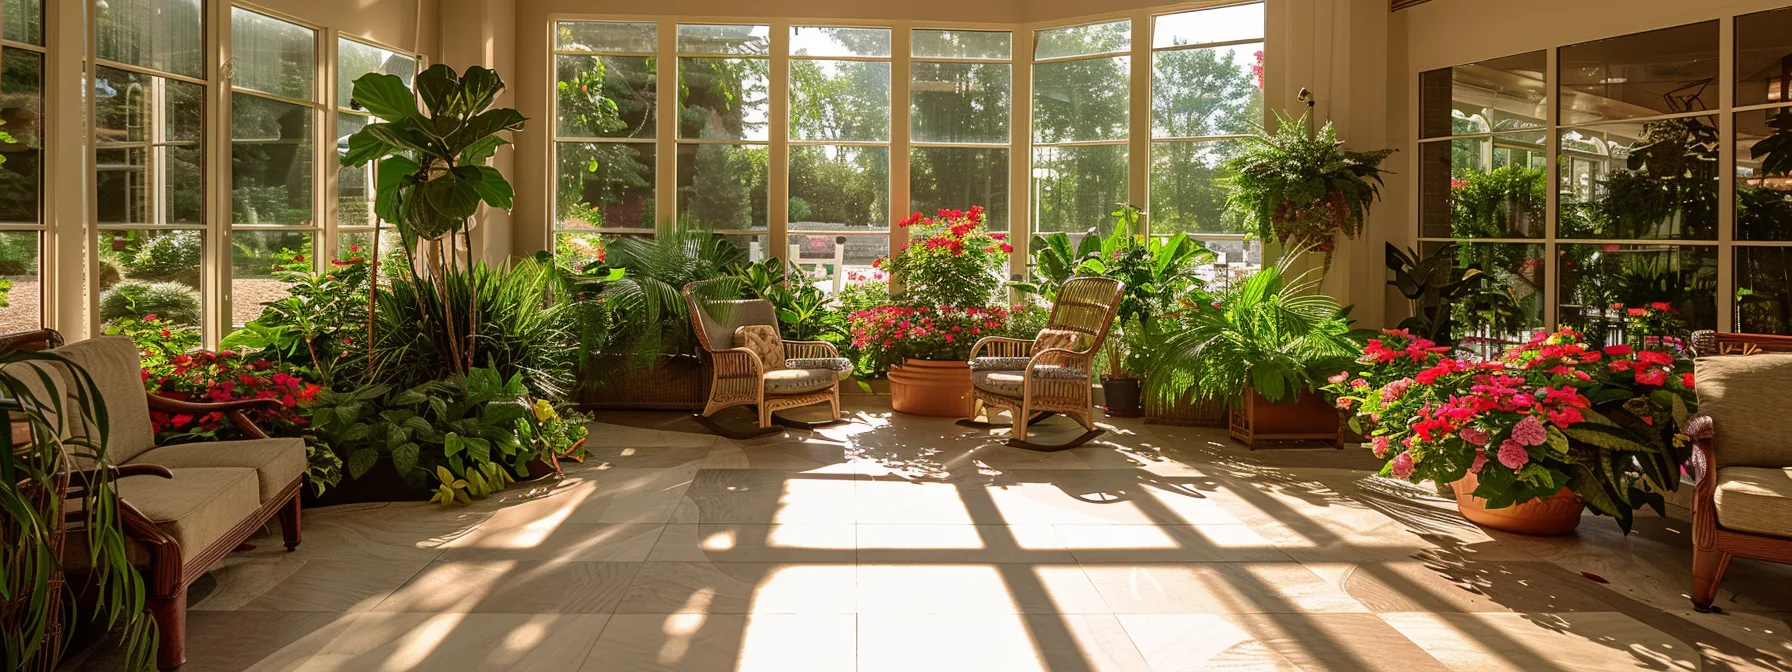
top-left (117, 467), bottom-right (261, 563)
top-left (49, 337), bottom-right (155, 464)
top-left (972, 366), bottom-right (1088, 397)
top-left (786, 357), bottom-right (853, 373)
top-left (734, 325), bottom-right (787, 371)
top-left (1695, 354), bottom-right (1792, 468)
top-left (970, 357), bottom-right (1031, 372)
top-left (763, 368), bottom-right (836, 395)
top-left (1713, 466), bottom-right (1792, 538)
top-left (130, 438), bottom-right (306, 503)
top-left (1034, 328), bottom-right (1093, 354)
top-left (699, 299), bottom-right (779, 351)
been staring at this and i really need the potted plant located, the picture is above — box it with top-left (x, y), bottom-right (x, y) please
top-left (1223, 110), bottom-right (1394, 254)
top-left (856, 206), bottom-right (1011, 417)
top-left (1325, 328), bottom-right (1695, 535)
top-left (1145, 254), bottom-right (1363, 448)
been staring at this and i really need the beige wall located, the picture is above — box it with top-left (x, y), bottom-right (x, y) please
top-left (252, 0), bottom-right (441, 56)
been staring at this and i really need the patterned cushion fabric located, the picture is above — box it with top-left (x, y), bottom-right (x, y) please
top-left (1695, 354), bottom-right (1792, 468)
top-left (787, 357), bottom-right (854, 374)
top-left (763, 367), bottom-right (836, 394)
top-left (698, 299), bottom-right (779, 351)
top-left (130, 438), bottom-right (308, 504)
top-left (969, 357), bottom-right (1031, 372)
top-left (1033, 328), bottom-right (1093, 354)
top-left (734, 325), bottom-right (787, 371)
top-left (1713, 466), bottom-right (1792, 538)
top-left (50, 337), bottom-right (156, 464)
top-left (972, 366), bottom-right (1088, 398)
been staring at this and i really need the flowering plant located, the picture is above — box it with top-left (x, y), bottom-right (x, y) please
top-left (1609, 301), bottom-right (1690, 355)
top-left (878, 206), bottom-right (1009, 309)
top-left (849, 304), bottom-right (1019, 374)
top-left (1325, 328), bottom-right (1695, 532)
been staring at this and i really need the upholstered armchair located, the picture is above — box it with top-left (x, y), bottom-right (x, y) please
top-left (1687, 352), bottom-right (1792, 612)
top-left (965, 277), bottom-right (1124, 448)
top-left (684, 280), bottom-right (854, 433)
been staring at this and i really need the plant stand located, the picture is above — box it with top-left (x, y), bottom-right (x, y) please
top-left (1229, 388), bottom-right (1342, 450)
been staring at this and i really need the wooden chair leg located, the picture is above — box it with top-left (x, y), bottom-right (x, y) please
top-left (1691, 546), bottom-right (1732, 611)
top-left (280, 495), bottom-right (302, 552)
top-left (1013, 406), bottom-right (1029, 440)
top-left (829, 394), bottom-right (840, 421)
top-left (758, 403), bottom-right (773, 429)
top-left (150, 586), bottom-right (188, 670)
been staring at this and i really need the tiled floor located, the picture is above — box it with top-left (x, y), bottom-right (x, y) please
top-left (67, 397), bottom-right (1792, 671)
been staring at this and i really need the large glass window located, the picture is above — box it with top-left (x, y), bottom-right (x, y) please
top-left (677, 24), bottom-right (771, 260)
top-left (1735, 6), bottom-right (1792, 333)
top-left (1032, 20), bottom-right (1129, 234)
top-left (789, 26), bottom-right (891, 292)
top-left (554, 21), bottom-right (658, 268)
top-left (1148, 3), bottom-right (1264, 282)
top-left (336, 37), bottom-right (418, 252)
top-left (910, 29), bottom-right (1012, 238)
top-left (228, 8), bottom-right (319, 329)
top-left (0, 0), bottom-right (43, 330)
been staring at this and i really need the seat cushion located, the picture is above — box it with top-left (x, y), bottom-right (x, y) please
top-left (763, 368), bottom-right (836, 394)
top-left (130, 438), bottom-right (306, 503)
top-left (973, 370), bottom-right (1026, 397)
top-left (117, 467), bottom-right (261, 563)
top-left (1714, 466), bottom-right (1792, 539)
top-left (1695, 354), bottom-right (1792, 468)
top-left (734, 325), bottom-right (787, 371)
top-left (970, 356), bottom-right (1031, 372)
top-left (786, 357), bottom-right (853, 373)
top-left (49, 337), bottom-right (155, 464)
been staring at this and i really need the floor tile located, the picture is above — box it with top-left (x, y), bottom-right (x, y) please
top-left (1305, 559), bottom-right (1619, 614)
top-left (1080, 563), bottom-right (1369, 614)
top-left (648, 524), bottom-right (857, 562)
top-left (856, 524), bottom-right (1075, 563)
top-left (437, 523), bottom-right (664, 562)
top-left (1053, 524), bottom-right (1293, 563)
top-left (481, 466), bottom-right (698, 527)
top-left (238, 559), bottom-right (430, 613)
top-left (614, 562), bottom-right (856, 614)
top-left (857, 613), bottom-right (1151, 672)
top-left (291, 612), bottom-right (607, 671)
top-left (582, 613), bottom-right (856, 671)
top-left (373, 560), bottom-right (640, 613)
top-left (1379, 611), bottom-right (1701, 671)
top-left (856, 563), bottom-right (1110, 614)
top-left (672, 469), bottom-right (859, 524)
top-left (1116, 613), bottom-right (1302, 671)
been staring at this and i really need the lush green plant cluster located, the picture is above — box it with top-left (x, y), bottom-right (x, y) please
top-left (1448, 165), bottom-right (1545, 239)
top-left (1223, 112), bottom-right (1393, 252)
top-left (99, 280), bottom-right (203, 326)
top-left (736, 258), bottom-right (848, 344)
top-left (879, 206), bottom-right (1009, 309)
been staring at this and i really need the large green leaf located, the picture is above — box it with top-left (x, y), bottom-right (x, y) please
top-left (350, 73), bottom-right (420, 122)
top-left (459, 135), bottom-right (510, 167)
top-left (472, 166), bottom-right (515, 210)
top-left (414, 64), bottom-right (462, 118)
top-left (375, 155), bottom-right (420, 223)
top-left (448, 109), bottom-right (526, 153)
top-left (457, 66), bottom-right (506, 116)
top-left (342, 125), bottom-right (398, 167)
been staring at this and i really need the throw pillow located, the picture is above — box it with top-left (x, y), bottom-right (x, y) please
top-left (733, 325), bottom-right (786, 371)
top-left (1033, 327), bottom-right (1092, 354)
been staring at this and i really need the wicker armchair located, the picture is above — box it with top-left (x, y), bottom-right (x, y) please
top-left (966, 277), bottom-right (1124, 445)
top-left (684, 280), bottom-right (853, 431)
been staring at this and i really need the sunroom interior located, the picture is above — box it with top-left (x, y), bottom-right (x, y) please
top-left (8, 0), bottom-right (1792, 670)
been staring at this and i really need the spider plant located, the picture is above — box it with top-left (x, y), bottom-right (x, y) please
top-left (1145, 251), bottom-right (1364, 406)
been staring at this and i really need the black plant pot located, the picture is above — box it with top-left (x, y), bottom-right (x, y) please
top-left (1102, 377), bottom-right (1144, 418)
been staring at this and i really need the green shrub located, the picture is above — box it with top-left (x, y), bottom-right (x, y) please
top-left (124, 231), bottom-right (203, 287)
top-left (99, 280), bottom-right (202, 325)
top-left (0, 232), bottom-right (37, 276)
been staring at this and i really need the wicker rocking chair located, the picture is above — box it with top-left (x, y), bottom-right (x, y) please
top-left (960, 276), bottom-right (1124, 451)
top-left (684, 280), bottom-right (854, 439)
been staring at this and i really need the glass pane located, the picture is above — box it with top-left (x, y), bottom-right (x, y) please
top-left (230, 229), bottom-right (313, 328)
top-left (678, 58), bottom-right (770, 141)
top-left (338, 38), bottom-right (417, 108)
top-left (556, 142), bottom-right (655, 229)
top-left (4, 0), bottom-right (43, 46)
top-left (1417, 241), bottom-right (1546, 357)
top-left (0, 49), bottom-right (43, 226)
top-left (789, 27), bottom-right (890, 58)
top-left (1737, 7), bottom-right (1792, 107)
top-left (231, 8), bottom-right (316, 102)
top-left (1036, 20), bottom-right (1130, 60)
top-left (722, 234), bottom-right (770, 264)
top-left (1194, 238), bottom-right (1262, 287)
top-left (0, 230), bottom-right (39, 331)
top-left (1153, 3), bottom-right (1263, 48)
top-left (337, 112), bottom-right (374, 228)
top-left (1736, 107), bottom-right (1792, 241)
top-left (96, 66), bottom-right (205, 145)
top-left (1418, 51), bottom-right (1547, 139)
top-left (790, 60), bottom-right (891, 142)
top-left (557, 55), bottom-right (656, 139)
top-left (557, 22), bottom-right (657, 53)
top-left (1559, 21), bottom-right (1718, 125)
top-left (336, 228), bottom-right (406, 279)
top-left (786, 234), bottom-right (889, 296)
top-left (1557, 116), bottom-right (1718, 240)
top-left (97, 146), bottom-right (204, 226)
top-left (1033, 56), bottom-right (1129, 143)
top-left (1557, 243), bottom-right (1718, 348)
top-left (98, 229), bottom-right (204, 327)
top-left (911, 146), bottom-right (1009, 231)
top-left (789, 145), bottom-right (889, 231)
top-left (231, 94), bottom-right (313, 226)
top-left (553, 230), bottom-right (612, 271)
top-left (677, 24), bottom-right (770, 55)
top-left (1738, 246), bottom-right (1792, 334)
top-left (1032, 144), bottom-right (1126, 234)
top-left (1149, 140), bottom-right (1241, 235)
top-left (910, 62), bottom-right (1010, 144)
top-left (913, 30), bottom-right (1011, 60)
top-left (95, 0), bottom-right (206, 78)
top-left (1152, 43), bottom-right (1262, 138)
top-left (1418, 132), bottom-right (1548, 239)
top-left (676, 143), bottom-right (768, 231)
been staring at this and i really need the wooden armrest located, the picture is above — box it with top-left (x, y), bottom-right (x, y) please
top-left (1026, 348), bottom-right (1091, 374)
top-left (782, 340), bottom-right (841, 359)
top-left (972, 336), bottom-right (1034, 359)
top-left (710, 348), bottom-right (764, 379)
top-left (149, 394), bottom-right (281, 439)
top-left (67, 464), bottom-right (175, 497)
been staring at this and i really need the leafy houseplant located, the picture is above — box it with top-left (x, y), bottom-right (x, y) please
top-left (223, 248), bottom-right (374, 390)
top-left (735, 258), bottom-right (847, 345)
top-left (880, 205), bottom-right (1010, 309)
top-left (1385, 243), bottom-right (1488, 347)
top-left (1324, 328), bottom-right (1694, 534)
top-left (1223, 111), bottom-right (1394, 253)
top-left (1449, 165), bottom-right (1546, 239)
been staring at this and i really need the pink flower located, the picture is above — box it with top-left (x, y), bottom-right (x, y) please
top-left (1391, 452), bottom-right (1415, 479)
top-left (1371, 435), bottom-right (1390, 458)
top-left (1327, 371), bottom-right (1349, 384)
top-left (1470, 452), bottom-right (1488, 474)
top-left (1335, 397), bottom-right (1355, 409)
top-left (1511, 415), bottom-right (1548, 447)
top-left (1459, 427), bottom-right (1490, 447)
top-left (1635, 368), bottom-right (1668, 386)
top-left (1498, 439), bottom-right (1530, 469)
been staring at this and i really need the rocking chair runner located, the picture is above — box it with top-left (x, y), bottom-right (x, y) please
top-left (961, 276), bottom-right (1124, 451)
top-left (684, 280), bottom-right (854, 438)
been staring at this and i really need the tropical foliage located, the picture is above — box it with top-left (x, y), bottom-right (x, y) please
top-left (1223, 111), bottom-right (1393, 252)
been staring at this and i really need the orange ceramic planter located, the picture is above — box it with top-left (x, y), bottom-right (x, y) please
top-left (889, 358), bottom-right (973, 417)
top-left (1451, 470), bottom-right (1585, 535)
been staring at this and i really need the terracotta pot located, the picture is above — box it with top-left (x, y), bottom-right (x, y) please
top-left (889, 358), bottom-right (973, 417)
top-left (1450, 470), bottom-right (1584, 535)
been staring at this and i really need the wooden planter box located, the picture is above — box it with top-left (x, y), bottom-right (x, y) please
top-left (1144, 384), bottom-right (1229, 427)
top-left (1228, 387), bottom-right (1342, 449)
top-left (580, 354), bottom-right (711, 411)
